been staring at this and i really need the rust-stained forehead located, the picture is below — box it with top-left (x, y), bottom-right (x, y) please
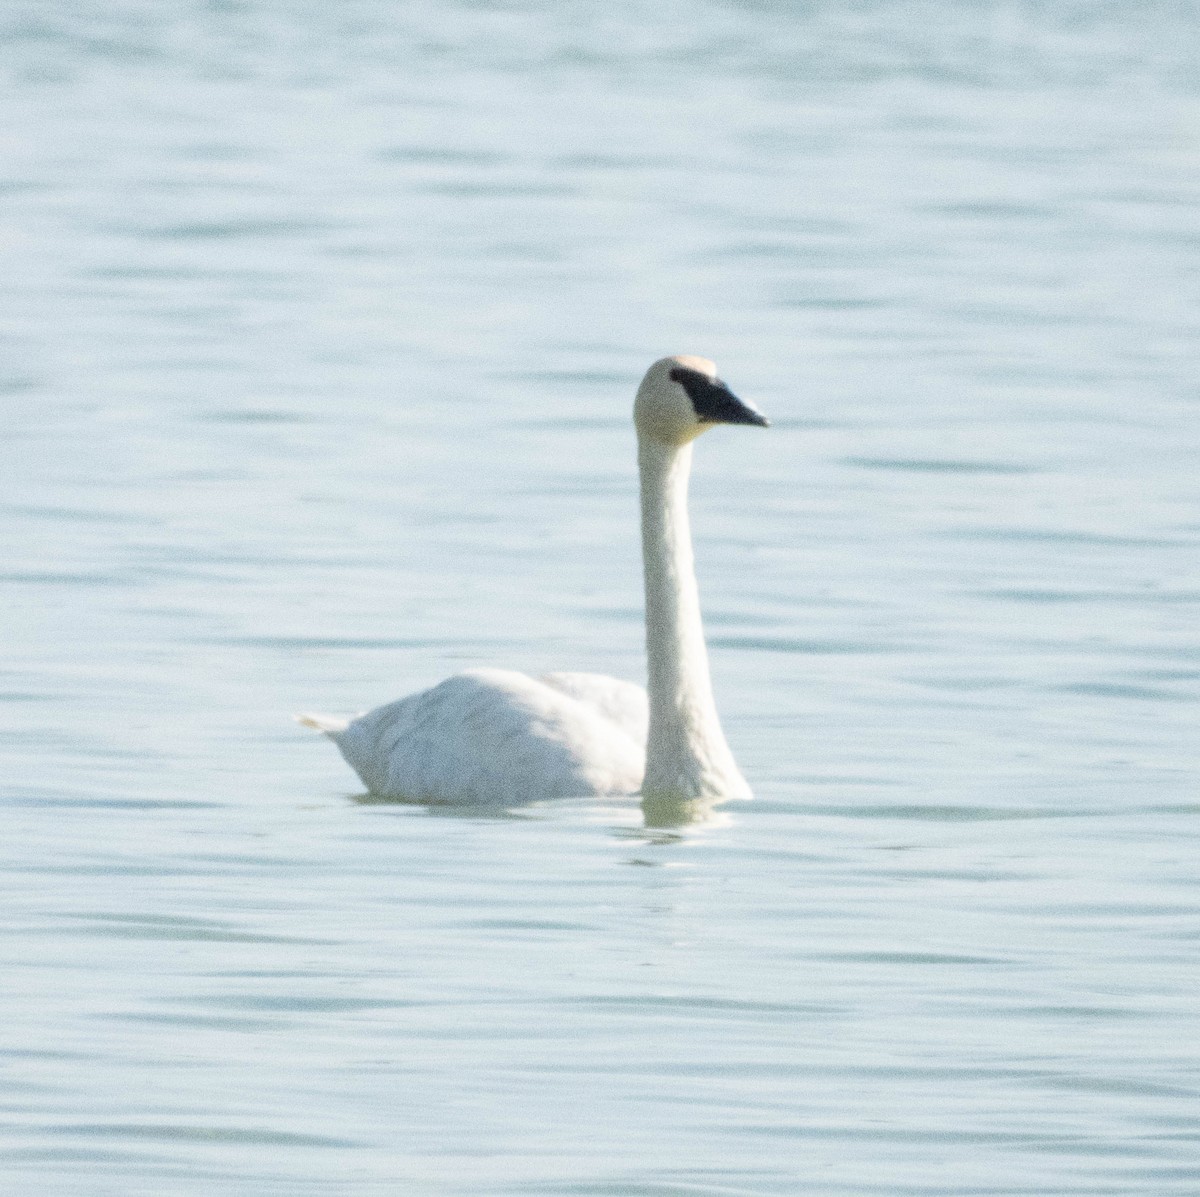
top-left (666, 353), bottom-right (716, 377)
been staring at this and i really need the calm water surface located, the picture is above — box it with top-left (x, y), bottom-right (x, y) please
top-left (3, 2), bottom-right (1199, 1193)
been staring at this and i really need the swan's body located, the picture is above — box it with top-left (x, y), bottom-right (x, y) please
top-left (302, 669), bottom-right (647, 805)
top-left (300, 355), bottom-right (768, 817)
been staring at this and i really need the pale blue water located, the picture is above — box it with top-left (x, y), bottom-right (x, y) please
top-left (3, 2), bottom-right (1199, 1193)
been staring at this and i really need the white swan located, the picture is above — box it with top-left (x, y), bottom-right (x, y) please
top-left (300, 355), bottom-right (769, 820)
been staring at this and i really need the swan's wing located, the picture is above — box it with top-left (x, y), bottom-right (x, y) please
top-left (333, 669), bottom-right (643, 805)
top-left (538, 671), bottom-right (649, 748)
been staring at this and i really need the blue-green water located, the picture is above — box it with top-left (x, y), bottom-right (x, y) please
top-left (3, 3), bottom-right (1199, 1193)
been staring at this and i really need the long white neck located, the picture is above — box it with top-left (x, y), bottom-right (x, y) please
top-left (638, 434), bottom-right (749, 810)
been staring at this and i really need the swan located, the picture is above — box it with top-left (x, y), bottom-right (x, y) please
top-left (299, 355), bottom-right (769, 820)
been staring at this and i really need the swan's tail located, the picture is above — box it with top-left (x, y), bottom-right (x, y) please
top-left (295, 712), bottom-right (350, 737)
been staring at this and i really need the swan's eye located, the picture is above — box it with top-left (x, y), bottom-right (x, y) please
top-left (669, 366), bottom-right (703, 389)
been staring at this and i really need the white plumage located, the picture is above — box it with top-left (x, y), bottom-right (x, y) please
top-left (303, 670), bottom-right (646, 806)
top-left (300, 354), bottom-right (769, 816)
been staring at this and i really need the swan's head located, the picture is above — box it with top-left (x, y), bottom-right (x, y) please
top-left (634, 355), bottom-right (769, 446)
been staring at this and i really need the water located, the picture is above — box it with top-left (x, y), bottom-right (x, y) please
top-left (3, 2), bottom-right (1199, 1192)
